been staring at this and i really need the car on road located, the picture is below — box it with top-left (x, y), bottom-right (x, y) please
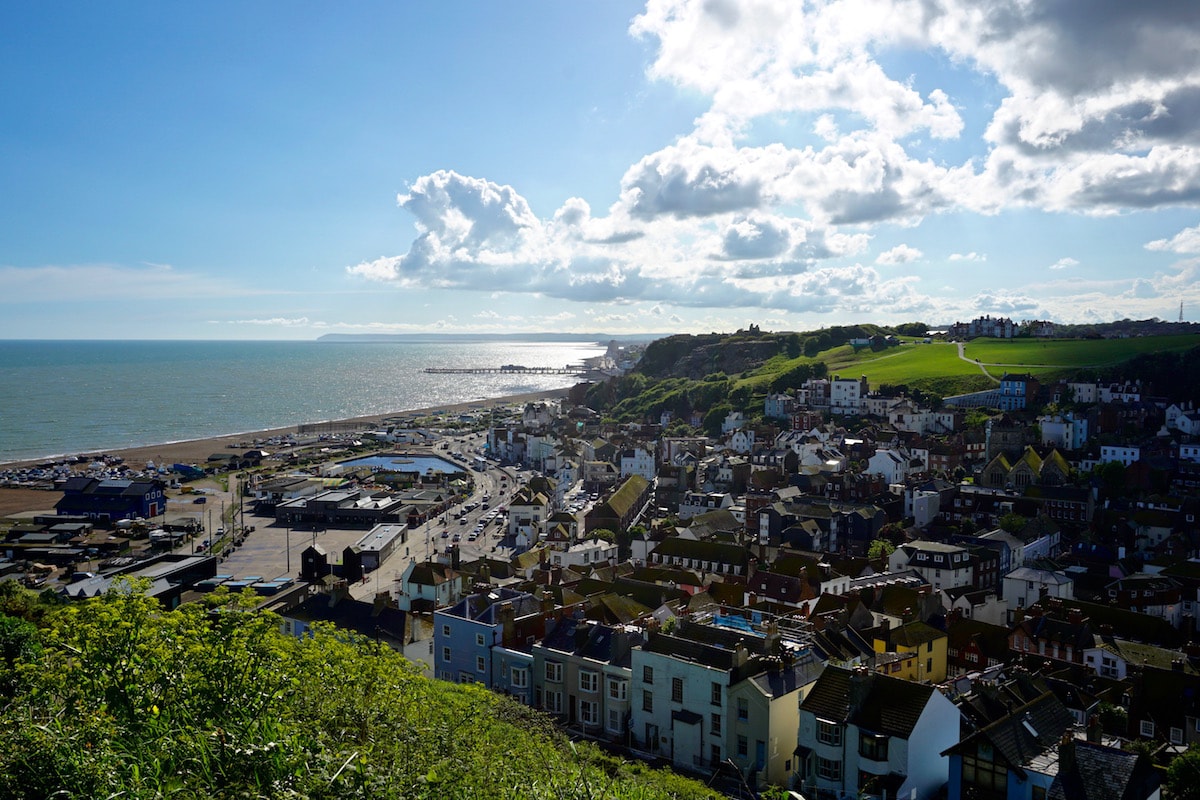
top-left (459, 518), bottom-right (468, 525)
top-left (440, 530), bottom-right (449, 538)
top-left (451, 534), bottom-right (461, 543)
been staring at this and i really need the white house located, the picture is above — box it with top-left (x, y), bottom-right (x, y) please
top-left (619, 446), bottom-right (657, 482)
top-left (830, 375), bottom-right (868, 415)
top-left (797, 665), bottom-right (960, 800)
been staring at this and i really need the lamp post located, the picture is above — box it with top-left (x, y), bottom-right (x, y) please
top-left (286, 524), bottom-right (291, 575)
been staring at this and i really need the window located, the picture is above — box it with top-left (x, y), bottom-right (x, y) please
top-left (607, 708), bottom-right (623, 733)
top-left (580, 699), bottom-right (599, 726)
top-left (1140, 719), bottom-right (1155, 738)
top-left (442, 624), bottom-right (451, 637)
top-left (817, 719), bottom-right (842, 746)
top-left (643, 665), bottom-right (654, 684)
top-left (711, 744), bottom-right (722, 766)
top-left (642, 690), bottom-right (654, 713)
top-left (672, 677), bottom-right (684, 703)
top-left (1171, 727), bottom-right (1184, 745)
top-left (816, 756), bottom-right (841, 781)
top-left (859, 733), bottom-right (888, 761)
top-left (544, 690), bottom-right (563, 714)
top-left (711, 681), bottom-right (721, 705)
top-left (545, 661), bottom-right (563, 682)
top-left (711, 713), bottom-right (722, 736)
top-left (475, 655), bottom-right (486, 673)
top-left (737, 735), bottom-right (748, 757)
top-left (442, 646), bottom-right (451, 663)
top-left (475, 632), bottom-right (485, 647)
top-left (579, 670), bottom-right (598, 693)
top-left (737, 697), bottom-right (748, 722)
top-left (608, 678), bottom-right (627, 701)
top-left (511, 667), bottom-right (528, 689)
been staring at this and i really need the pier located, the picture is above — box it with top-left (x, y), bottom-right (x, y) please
top-left (423, 365), bottom-right (585, 375)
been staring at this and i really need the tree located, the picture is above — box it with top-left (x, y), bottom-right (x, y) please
top-left (867, 539), bottom-right (896, 559)
top-left (1166, 745), bottom-right (1200, 800)
top-left (702, 404), bottom-right (732, 437)
top-left (784, 333), bottom-right (802, 358)
top-left (999, 512), bottom-right (1027, 534)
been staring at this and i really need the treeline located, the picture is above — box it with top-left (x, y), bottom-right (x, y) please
top-left (1093, 345), bottom-right (1200, 404)
top-left (0, 582), bottom-right (719, 800)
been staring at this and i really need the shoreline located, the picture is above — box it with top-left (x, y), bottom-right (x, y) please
top-left (1, 388), bottom-right (570, 472)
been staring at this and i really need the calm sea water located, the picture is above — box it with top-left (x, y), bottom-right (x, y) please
top-left (0, 339), bottom-right (606, 464)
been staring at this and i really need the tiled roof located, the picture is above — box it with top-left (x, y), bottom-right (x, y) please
top-left (1047, 739), bottom-right (1159, 800)
top-left (801, 665), bottom-right (935, 738)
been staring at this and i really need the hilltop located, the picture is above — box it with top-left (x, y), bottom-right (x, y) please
top-left (580, 321), bottom-right (1200, 427)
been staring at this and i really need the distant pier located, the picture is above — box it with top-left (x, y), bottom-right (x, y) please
top-left (424, 364), bottom-right (585, 375)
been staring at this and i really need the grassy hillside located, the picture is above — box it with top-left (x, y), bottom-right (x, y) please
top-left (0, 583), bottom-right (720, 800)
top-left (961, 334), bottom-right (1200, 370)
top-left (586, 331), bottom-right (1200, 425)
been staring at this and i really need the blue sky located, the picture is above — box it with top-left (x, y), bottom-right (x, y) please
top-left (3, 1), bottom-right (1200, 340)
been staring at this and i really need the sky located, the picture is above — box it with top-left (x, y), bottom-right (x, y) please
top-left (4, 1), bottom-right (1200, 340)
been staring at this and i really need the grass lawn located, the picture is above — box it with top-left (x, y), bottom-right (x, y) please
top-left (962, 334), bottom-right (1200, 369)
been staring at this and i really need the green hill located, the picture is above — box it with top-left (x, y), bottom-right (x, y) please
top-left (0, 583), bottom-right (719, 800)
top-left (583, 327), bottom-right (1200, 426)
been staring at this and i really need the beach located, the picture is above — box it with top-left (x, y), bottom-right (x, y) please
top-left (0, 387), bottom-right (568, 518)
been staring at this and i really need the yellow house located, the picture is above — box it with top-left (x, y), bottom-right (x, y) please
top-left (872, 620), bottom-right (947, 683)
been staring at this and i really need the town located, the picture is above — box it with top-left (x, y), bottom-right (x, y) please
top-left (5, 322), bottom-right (1200, 799)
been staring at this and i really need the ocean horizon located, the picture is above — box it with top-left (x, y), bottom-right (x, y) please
top-left (0, 339), bottom-right (606, 464)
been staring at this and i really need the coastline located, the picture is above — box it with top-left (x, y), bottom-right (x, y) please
top-left (1, 387), bottom-right (570, 472)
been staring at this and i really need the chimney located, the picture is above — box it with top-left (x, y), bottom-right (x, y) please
top-left (748, 592), bottom-right (759, 607)
top-left (734, 639), bottom-right (749, 667)
top-left (1013, 607), bottom-right (1025, 625)
top-left (541, 587), bottom-right (555, 615)
top-left (1087, 715), bottom-right (1103, 743)
top-left (479, 562), bottom-right (492, 585)
top-left (748, 557), bottom-right (758, 578)
top-left (371, 591), bottom-right (394, 617)
top-left (1058, 735), bottom-right (1076, 779)
top-left (328, 578), bottom-right (350, 608)
top-left (498, 601), bottom-right (515, 643)
top-left (848, 665), bottom-right (871, 713)
top-left (451, 544), bottom-right (461, 570)
top-left (1067, 608), bottom-right (1082, 626)
top-left (764, 620), bottom-right (780, 653)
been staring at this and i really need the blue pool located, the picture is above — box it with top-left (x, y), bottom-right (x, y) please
top-left (341, 454), bottom-right (464, 475)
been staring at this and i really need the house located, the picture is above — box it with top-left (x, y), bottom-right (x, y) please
top-left (889, 540), bottom-right (975, 593)
top-left (872, 620), bottom-right (949, 683)
top-left (942, 687), bottom-right (1075, 800)
top-left (398, 558), bottom-right (465, 611)
top-left (432, 587), bottom-right (551, 685)
top-left (530, 615), bottom-right (644, 740)
top-left (867, 446), bottom-right (921, 484)
top-left (629, 618), bottom-right (824, 789)
top-left (998, 373), bottom-right (1039, 411)
top-left (583, 475), bottom-right (651, 536)
top-left (797, 664), bottom-right (960, 800)
top-left (55, 476), bottom-right (166, 522)
top-left (830, 375), bottom-right (869, 415)
top-left (619, 446), bottom-right (657, 482)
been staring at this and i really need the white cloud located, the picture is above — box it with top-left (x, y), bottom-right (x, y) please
top-left (1146, 223), bottom-right (1200, 254)
top-left (1048, 257), bottom-right (1079, 270)
top-left (876, 244), bottom-right (923, 265)
top-left (949, 252), bottom-right (986, 262)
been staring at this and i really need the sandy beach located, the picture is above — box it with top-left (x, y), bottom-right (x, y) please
top-left (0, 387), bottom-right (569, 517)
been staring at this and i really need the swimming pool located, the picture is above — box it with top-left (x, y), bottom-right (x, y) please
top-left (340, 454), bottom-right (464, 475)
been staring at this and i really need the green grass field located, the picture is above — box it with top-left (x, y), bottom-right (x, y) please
top-left (961, 334), bottom-right (1200, 369)
top-left (733, 334), bottom-right (1200, 400)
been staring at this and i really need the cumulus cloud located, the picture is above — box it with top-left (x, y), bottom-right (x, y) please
top-left (876, 244), bottom-right (923, 265)
top-left (1146, 223), bottom-right (1200, 254)
top-left (349, 0), bottom-right (1200, 324)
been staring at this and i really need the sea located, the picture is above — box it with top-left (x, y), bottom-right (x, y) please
top-left (0, 339), bottom-right (607, 464)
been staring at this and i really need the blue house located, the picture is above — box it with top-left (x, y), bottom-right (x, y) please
top-left (55, 477), bottom-right (165, 522)
top-left (433, 587), bottom-right (551, 687)
top-left (998, 373), bottom-right (1039, 411)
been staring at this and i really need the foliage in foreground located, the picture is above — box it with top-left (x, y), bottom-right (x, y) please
top-left (0, 584), bottom-right (720, 800)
